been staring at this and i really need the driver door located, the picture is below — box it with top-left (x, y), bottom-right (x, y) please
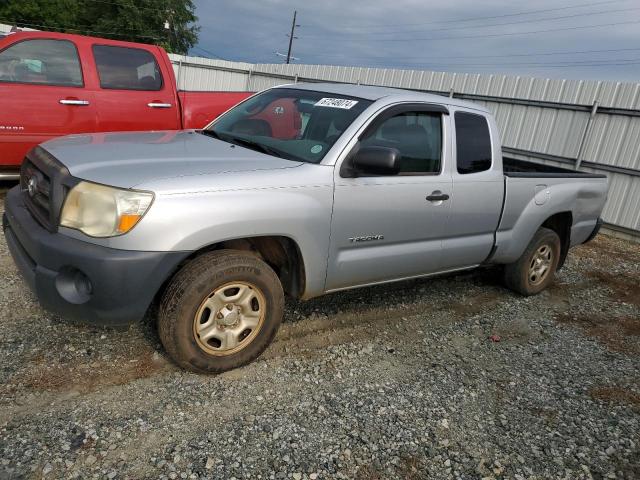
top-left (325, 105), bottom-right (452, 291)
top-left (0, 37), bottom-right (97, 168)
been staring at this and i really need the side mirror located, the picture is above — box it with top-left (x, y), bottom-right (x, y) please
top-left (351, 146), bottom-right (401, 176)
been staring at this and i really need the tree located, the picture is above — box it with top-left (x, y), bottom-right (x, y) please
top-left (0, 0), bottom-right (199, 54)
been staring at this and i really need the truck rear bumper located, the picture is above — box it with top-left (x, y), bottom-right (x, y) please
top-left (3, 186), bottom-right (189, 327)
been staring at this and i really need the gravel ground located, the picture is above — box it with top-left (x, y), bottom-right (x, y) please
top-left (0, 184), bottom-right (639, 480)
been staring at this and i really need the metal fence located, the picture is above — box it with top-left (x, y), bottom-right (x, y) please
top-left (0, 23), bottom-right (37, 34)
top-left (169, 54), bottom-right (640, 237)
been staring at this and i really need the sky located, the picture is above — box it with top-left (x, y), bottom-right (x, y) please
top-left (191, 0), bottom-right (640, 83)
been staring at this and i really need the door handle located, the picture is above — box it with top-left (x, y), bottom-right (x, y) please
top-left (426, 191), bottom-right (450, 202)
top-left (59, 99), bottom-right (90, 106)
top-left (147, 102), bottom-right (172, 108)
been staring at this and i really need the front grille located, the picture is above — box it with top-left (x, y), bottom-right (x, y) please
top-left (21, 160), bottom-right (52, 227)
top-left (19, 147), bottom-right (75, 232)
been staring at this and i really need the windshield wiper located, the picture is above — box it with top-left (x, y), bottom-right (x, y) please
top-left (200, 130), bottom-right (303, 162)
top-left (199, 129), bottom-right (224, 141)
top-left (225, 136), bottom-right (299, 161)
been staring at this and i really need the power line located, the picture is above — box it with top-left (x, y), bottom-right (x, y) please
top-left (189, 47), bottom-right (213, 59)
top-left (301, 54), bottom-right (640, 68)
top-left (191, 45), bottom-right (228, 61)
top-left (72, 0), bottom-right (178, 15)
top-left (301, 47), bottom-right (640, 62)
top-left (360, 57), bottom-right (640, 68)
top-left (0, 18), bottom-right (161, 40)
top-left (318, 58), bottom-right (640, 70)
top-left (389, 61), bottom-right (640, 69)
top-left (304, 0), bottom-right (627, 30)
top-left (359, 18), bottom-right (640, 42)
top-left (302, 6), bottom-right (640, 37)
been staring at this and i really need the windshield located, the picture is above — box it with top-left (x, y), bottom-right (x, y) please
top-left (205, 88), bottom-right (372, 163)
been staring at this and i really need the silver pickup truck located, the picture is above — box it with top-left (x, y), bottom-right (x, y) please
top-left (3, 83), bottom-right (607, 372)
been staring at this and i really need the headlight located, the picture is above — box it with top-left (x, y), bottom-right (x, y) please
top-left (60, 181), bottom-right (154, 237)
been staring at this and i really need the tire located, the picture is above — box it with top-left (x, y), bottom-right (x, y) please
top-left (504, 227), bottom-right (561, 296)
top-left (158, 250), bottom-right (284, 373)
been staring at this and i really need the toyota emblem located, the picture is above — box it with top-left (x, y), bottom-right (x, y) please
top-left (27, 176), bottom-right (38, 197)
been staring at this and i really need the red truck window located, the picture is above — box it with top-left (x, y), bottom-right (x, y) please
top-left (0, 39), bottom-right (83, 87)
top-left (92, 45), bottom-right (163, 91)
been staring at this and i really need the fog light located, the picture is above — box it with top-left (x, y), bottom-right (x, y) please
top-left (55, 267), bottom-right (93, 304)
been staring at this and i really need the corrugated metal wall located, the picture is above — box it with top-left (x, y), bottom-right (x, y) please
top-left (169, 54), bottom-right (640, 235)
top-left (0, 23), bottom-right (38, 33)
top-left (169, 55), bottom-right (252, 91)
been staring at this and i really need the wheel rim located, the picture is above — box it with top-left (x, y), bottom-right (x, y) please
top-left (528, 244), bottom-right (554, 286)
top-left (193, 281), bottom-right (266, 356)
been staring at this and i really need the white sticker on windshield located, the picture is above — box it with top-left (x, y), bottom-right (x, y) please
top-left (311, 144), bottom-right (323, 154)
top-left (314, 98), bottom-right (359, 109)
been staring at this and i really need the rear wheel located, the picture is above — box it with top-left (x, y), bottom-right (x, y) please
top-left (504, 227), bottom-right (561, 296)
top-left (158, 250), bottom-right (284, 373)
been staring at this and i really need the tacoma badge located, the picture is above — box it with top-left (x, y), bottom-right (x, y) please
top-left (349, 235), bottom-right (384, 243)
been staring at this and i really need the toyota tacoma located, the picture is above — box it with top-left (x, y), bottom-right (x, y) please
top-left (3, 83), bottom-right (608, 372)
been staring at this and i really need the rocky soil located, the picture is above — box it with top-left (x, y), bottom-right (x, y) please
top-left (0, 185), bottom-right (638, 479)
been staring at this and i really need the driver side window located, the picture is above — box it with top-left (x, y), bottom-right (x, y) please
top-left (0, 39), bottom-right (83, 87)
top-left (360, 111), bottom-right (442, 174)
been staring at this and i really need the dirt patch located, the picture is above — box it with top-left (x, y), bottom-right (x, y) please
top-left (399, 456), bottom-right (422, 479)
top-left (8, 349), bottom-right (171, 394)
top-left (529, 407), bottom-right (559, 426)
top-left (356, 465), bottom-right (386, 480)
top-left (266, 289), bottom-right (504, 362)
top-left (585, 270), bottom-right (640, 307)
top-left (556, 313), bottom-right (640, 356)
top-left (590, 386), bottom-right (640, 412)
top-left (575, 235), bottom-right (640, 264)
top-left (356, 455), bottom-right (422, 480)
top-left (447, 290), bottom-right (504, 318)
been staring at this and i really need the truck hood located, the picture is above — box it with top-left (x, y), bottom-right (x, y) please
top-left (42, 130), bottom-right (303, 189)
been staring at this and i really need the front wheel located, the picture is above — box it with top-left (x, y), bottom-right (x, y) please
top-left (158, 250), bottom-right (284, 373)
top-left (503, 227), bottom-right (561, 296)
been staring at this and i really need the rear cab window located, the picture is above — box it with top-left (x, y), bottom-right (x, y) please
top-left (0, 38), bottom-right (83, 87)
top-left (92, 45), bottom-right (163, 91)
top-left (455, 111), bottom-right (492, 174)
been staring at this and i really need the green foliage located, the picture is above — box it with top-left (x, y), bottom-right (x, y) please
top-left (0, 0), bottom-right (199, 54)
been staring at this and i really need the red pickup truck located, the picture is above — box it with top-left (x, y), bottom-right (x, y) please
top-left (0, 31), bottom-right (252, 178)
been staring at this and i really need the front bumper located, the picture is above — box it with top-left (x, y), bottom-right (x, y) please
top-left (3, 186), bottom-right (190, 327)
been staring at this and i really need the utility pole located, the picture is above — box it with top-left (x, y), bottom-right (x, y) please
top-left (286, 10), bottom-right (299, 64)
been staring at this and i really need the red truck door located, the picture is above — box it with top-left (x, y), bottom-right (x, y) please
top-left (89, 44), bottom-right (181, 131)
top-left (0, 36), bottom-right (97, 168)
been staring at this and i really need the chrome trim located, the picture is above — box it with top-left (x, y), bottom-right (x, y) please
top-left (147, 102), bottom-right (172, 108)
top-left (0, 172), bottom-right (20, 180)
top-left (59, 99), bottom-right (90, 106)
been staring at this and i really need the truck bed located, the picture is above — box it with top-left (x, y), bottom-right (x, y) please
top-left (503, 156), bottom-right (606, 179)
top-left (493, 156), bottom-right (608, 265)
